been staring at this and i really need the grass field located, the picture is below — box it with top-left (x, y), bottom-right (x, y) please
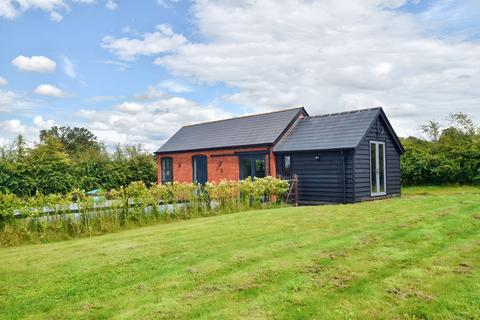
top-left (1, 186), bottom-right (479, 319)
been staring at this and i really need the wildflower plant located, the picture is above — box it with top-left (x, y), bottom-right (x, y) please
top-left (0, 176), bottom-right (290, 246)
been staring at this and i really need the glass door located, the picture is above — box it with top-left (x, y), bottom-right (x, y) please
top-left (239, 155), bottom-right (266, 180)
top-left (370, 141), bottom-right (386, 196)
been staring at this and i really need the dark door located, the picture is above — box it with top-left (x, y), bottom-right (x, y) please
top-left (192, 155), bottom-right (208, 184)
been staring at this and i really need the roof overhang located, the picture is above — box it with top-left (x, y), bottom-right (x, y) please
top-left (154, 143), bottom-right (273, 155)
top-left (273, 147), bottom-right (355, 154)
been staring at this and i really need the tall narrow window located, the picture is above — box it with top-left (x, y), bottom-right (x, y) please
top-left (370, 141), bottom-right (386, 196)
top-left (282, 155), bottom-right (291, 177)
top-left (240, 158), bottom-right (253, 180)
top-left (254, 159), bottom-right (266, 178)
top-left (161, 157), bottom-right (173, 184)
top-left (192, 155), bottom-right (208, 184)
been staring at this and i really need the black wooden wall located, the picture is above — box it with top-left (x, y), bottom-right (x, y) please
top-left (276, 150), bottom-right (355, 204)
top-left (354, 116), bottom-right (402, 201)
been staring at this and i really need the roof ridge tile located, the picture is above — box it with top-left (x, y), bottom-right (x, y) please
top-left (307, 107), bottom-right (381, 119)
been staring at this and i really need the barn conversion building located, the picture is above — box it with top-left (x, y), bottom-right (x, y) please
top-left (154, 107), bottom-right (404, 204)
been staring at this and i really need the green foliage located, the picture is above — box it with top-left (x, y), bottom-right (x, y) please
top-left (39, 126), bottom-right (101, 156)
top-left (0, 177), bottom-right (290, 246)
top-left (402, 113), bottom-right (480, 185)
top-left (419, 120), bottom-right (441, 141)
top-left (0, 127), bottom-right (156, 196)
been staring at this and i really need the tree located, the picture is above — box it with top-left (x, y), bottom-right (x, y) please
top-left (13, 134), bottom-right (27, 161)
top-left (402, 114), bottom-right (480, 186)
top-left (419, 120), bottom-right (441, 141)
top-left (27, 135), bottom-right (75, 195)
top-left (39, 126), bottom-right (101, 156)
top-left (448, 112), bottom-right (478, 136)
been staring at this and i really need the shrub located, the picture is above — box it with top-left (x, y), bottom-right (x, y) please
top-left (0, 177), bottom-right (290, 246)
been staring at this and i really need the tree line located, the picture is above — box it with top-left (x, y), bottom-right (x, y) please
top-left (0, 126), bottom-right (157, 196)
top-left (400, 112), bottom-right (480, 185)
top-left (1, 111), bottom-right (479, 197)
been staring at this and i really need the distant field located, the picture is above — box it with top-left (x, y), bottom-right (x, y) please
top-left (1, 186), bottom-right (479, 319)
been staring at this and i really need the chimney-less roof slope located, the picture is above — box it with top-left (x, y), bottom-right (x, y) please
top-left (274, 107), bottom-right (385, 152)
top-left (155, 107), bottom-right (305, 154)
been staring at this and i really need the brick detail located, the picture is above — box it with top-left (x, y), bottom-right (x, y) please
top-left (157, 146), bottom-right (277, 184)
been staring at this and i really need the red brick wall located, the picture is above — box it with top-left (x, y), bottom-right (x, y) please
top-left (157, 146), bottom-right (277, 184)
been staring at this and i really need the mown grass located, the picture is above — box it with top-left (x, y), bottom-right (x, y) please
top-left (1, 186), bottom-right (479, 319)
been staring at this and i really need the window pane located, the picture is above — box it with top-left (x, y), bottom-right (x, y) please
top-left (193, 156), bottom-right (207, 184)
top-left (379, 143), bottom-right (385, 193)
top-left (240, 158), bottom-right (252, 180)
top-left (255, 159), bottom-right (266, 178)
top-left (370, 143), bottom-right (377, 193)
top-left (162, 158), bottom-right (173, 183)
top-left (283, 155), bottom-right (291, 176)
top-left (193, 158), bottom-right (197, 182)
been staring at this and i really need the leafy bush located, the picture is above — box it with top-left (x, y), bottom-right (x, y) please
top-left (401, 113), bottom-right (480, 186)
top-left (0, 130), bottom-right (157, 197)
top-left (0, 177), bottom-right (290, 246)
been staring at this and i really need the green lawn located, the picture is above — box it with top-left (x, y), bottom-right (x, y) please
top-left (1, 187), bottom-right (479, 320)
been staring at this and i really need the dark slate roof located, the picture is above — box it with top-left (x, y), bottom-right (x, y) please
top-left (155, 107), bottom-right (306, 154)
top-left (274, 107), bottom-right (385, 152)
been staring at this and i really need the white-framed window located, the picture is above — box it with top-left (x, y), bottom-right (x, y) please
top-left (370, 141), bottom-right (386, 196)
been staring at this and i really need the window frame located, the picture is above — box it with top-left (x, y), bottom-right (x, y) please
top-left (192, 154), bottom-right (208, 185)
top-left (161, 157), bottom-right (173, 184)
top-left (370, 141), bottom-right (387, 196)
top-left (282, 155), bottom-right (292, 177)
top-left (239, 154), bottom-right (266, 180)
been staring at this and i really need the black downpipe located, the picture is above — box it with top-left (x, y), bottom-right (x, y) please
top-left (342, 151), bottom-right (346, 204)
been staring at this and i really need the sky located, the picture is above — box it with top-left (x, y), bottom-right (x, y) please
top-left (0, 0), bottom-right (479, 151)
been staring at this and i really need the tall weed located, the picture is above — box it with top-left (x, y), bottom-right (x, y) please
top-left (0, 177), bottom-right (290, 246)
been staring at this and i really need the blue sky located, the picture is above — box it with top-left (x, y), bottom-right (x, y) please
top-left (1, 0), bottom-right (479, 151)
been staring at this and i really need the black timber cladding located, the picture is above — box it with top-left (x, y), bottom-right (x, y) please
top-left (274, 107), bottom-right (403, 204)
top-left (274, 108), bottom-right (392, 152)
top-left (155, 107), bottom-right (306, 154)
top-left (354, 115), bottom-right (402, 201)
top-left (276, 150), bottom-right (355, 204)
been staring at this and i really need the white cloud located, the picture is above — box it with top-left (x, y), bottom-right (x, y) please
top-left (102, 59), bottom-right (130, 71)
top-left (0, 76), bottom-right (7, 86)
top-left (159, 79), bottom-right (192, 93)
top-left (418, 0), bottom-right (480, 39)
top-left (34, 84), bottom-right (65, 97)
top-left (121, 26), bottom-right (139, 35)
top-left (33, 115), bottom-right (55, 128)
top-left (62, 56), bottom-right (76, 78)
top-left (0, 0), bottom-right (96, 21)
top-left (116, 102), bottom-right (144, 113)
top-left (0, 116), bottom-right (55, 145)
top-left (137, 0), bottom-right (480, 137)
top-left (157, 0), bottom-right (179, 8)
top-left (133, 85), bottom-right (168, 101)
top-left (11, 55), bottom-right (56, 73)
top-left (0, 119), bottom-right (25, 134)
top-left (0, 1), bottom-right (16, 19)
top-left (0, 89), bottom-right (35, 113)
top-left (0, 90), bottom-right (17, 111)
top-left (49, 10), bottom-right (63, 21)
top-left (75, 86), bottom-right (231, 150)
top-left (106, 0), bottom-right (117, 10)
top-left (87, 95), bottom-right (118, 102)
top-left (101, 24), bottom-right (187, 60)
